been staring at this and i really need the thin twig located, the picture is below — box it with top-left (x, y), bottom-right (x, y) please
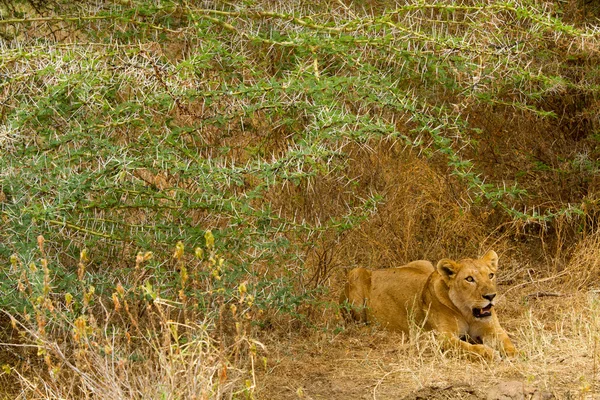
top-left (0, 15), bottom-right (118, 25)
top-left (499, 271), bottom-right (569, 300)
top-left (46, 219), bottom-right (122, 240)
top-left (0, 14), bottom-right (182, 33)
top-left (525, 291), bottom-right (563, 299)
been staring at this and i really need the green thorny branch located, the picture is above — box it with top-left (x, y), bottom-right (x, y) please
top-left (1, 2), bottom-right (595, 46)
top-left (2, 2), bottom-right (592, 227)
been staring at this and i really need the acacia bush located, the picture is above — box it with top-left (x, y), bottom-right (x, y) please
top-left (1, 0), bottom-right (600, 396)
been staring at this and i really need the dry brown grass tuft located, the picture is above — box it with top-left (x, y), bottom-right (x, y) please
top-left (565, 229), bottom-right (600, 290)
top-left (342, 143), bottom-right (488, 264)
top-left (7, 317), bottom-right (254, 400)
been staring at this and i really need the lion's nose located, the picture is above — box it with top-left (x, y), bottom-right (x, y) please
top-left (483, 293), bottom-right (496, 301)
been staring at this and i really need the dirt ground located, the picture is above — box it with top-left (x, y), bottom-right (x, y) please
top-left (256, 284), bottom-right (600, 400)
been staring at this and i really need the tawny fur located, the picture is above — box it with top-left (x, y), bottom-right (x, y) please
top-left (340, 251), bottom-right (516, 359)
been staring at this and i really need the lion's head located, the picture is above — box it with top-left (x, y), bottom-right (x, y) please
top-left (436, 250), bottom-right (499, 320)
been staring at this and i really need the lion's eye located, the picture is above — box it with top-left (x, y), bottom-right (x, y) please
top-left (465, 276), bottom-right (474, 283)
top-left (489, 273), bottom-right (495, 279)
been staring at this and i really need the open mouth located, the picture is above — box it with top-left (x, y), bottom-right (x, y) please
top-left (472, 304), bottom-right (493, 318)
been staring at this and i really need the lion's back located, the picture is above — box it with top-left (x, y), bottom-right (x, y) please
top-left (367, 260), bottom-right (434, 332)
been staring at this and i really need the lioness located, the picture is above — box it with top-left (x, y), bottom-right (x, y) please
top-left (340, 250), bottom-right (515, 359)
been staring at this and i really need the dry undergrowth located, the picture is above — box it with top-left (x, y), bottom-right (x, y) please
top-left (257, 284), bottom-right (600, 399)
top-left (0, 237), bottom-right (263, 400)
top-left (10, 278), bottom-right (596, 399)
top-left (566, 230), bottom-right (600, 291)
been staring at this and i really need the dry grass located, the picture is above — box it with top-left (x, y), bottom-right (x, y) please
top-left (566, 230), bottom-right (600, 290)
top-left (0, 238), bottom-right (263, 400)
top-left (8, 274), bottom-right (599, 399)
top-left (283, 142), bottom-right (493, 292)
top-left (8, 319), bottom-right (244, 400)
top-left (257, 284), bottom-right (600, 399)
top-left (3, 304), bottom-right (262, 400)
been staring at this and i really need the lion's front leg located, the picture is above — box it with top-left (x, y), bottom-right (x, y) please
top-left (439, 332), bottom-right (497, 360)
top-left (479, 315), bottom-right (516, 357)
top-left (500, 335), bottom-right (516, 357)
top-left (483, 328), bottom-right (516, 357)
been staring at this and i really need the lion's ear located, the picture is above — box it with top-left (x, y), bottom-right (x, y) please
top-left (436, 259), bottom-right (460, 282)
top-left (482, 250), bottom-right (498, 271)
